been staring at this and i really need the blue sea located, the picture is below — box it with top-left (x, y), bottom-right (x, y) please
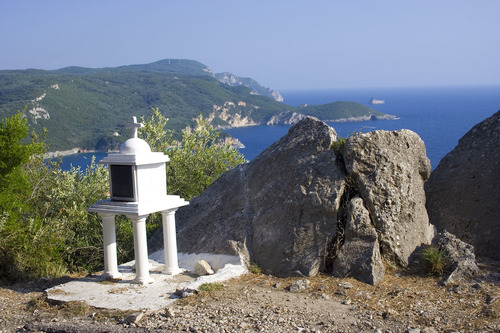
top-left (60, 85), bottom-right (500, 171)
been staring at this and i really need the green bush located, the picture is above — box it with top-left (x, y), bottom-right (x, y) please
top-left (247, 263), bottom-right (263, 274)
top-left (0, 112), bottom-right (44, 217)
top-left (140, 108), bottom-right (245, 200)
top-left (0, 112), bottom-right (53, 281)
top-left (330, 137), bottom-right (347, 157)
top-left (421, 245), bottom-right (448, 276)
top-left (0, 107), bottom-right (245, 283)
top-left (0, 112), bottom-right (112, 281)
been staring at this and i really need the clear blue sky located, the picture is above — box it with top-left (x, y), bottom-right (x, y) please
top-left (1, 0), bottom-right (499, 90)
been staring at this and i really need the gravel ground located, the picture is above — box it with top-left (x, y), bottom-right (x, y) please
top-left (1, 260), bottom-right (499, 333)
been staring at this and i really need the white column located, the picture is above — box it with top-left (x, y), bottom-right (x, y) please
top-left (100, 213), bottom-right (122, 279)
top-left (131, 214), bottom-right (153, 284)
top-left (161, 209), bottom-right (183, 275)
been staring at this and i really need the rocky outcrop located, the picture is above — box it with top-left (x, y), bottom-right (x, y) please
top-left (266, 111), bottom-right (307, 125)
top-left (425, 110), bottom-right (500, 261)
top-left (246, 118), bottom-right (344, 276)
top-left (368, 98), bottom-right (385, 105)
top-left (215, 72), bottom-right (284, 102)
top-left (209, 102), bottom-right (261, 128)
top-left (344, 130), bottom-right (435, 266)
top-left (270, 90), bottom-right (284, 102)
top-left (432, 231), bottom-right (479, 285)
top-left (164, 117), bottom-right (345, 277)
top-left (332, 197), bottom-right (384, 284)
top-left (150, 117), bottom-right (435, 284)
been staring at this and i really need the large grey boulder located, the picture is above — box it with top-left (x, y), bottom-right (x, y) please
top-left (425, 110), bottom-right (500, 260)
top-left (159, 117), bottom-right (346, 277)
top-left (332, 197), bottom-right (384, 284)
top-left (245, 117), bottom-right (346, 276)
top-left (343, 130), bottom-right (435, 266)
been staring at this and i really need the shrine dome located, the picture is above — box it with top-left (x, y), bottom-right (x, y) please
top-left (120, 137), bottom-right (151, 155)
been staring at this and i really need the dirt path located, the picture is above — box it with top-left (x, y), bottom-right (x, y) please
top-left (1, 263), bottom-right (499, 333)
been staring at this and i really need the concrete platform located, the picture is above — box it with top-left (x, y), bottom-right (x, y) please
top-left (46, 251), bottom-right (247, 311)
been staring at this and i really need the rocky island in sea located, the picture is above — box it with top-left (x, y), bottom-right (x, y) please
top-left (369, 97), bottom-right (385, 104)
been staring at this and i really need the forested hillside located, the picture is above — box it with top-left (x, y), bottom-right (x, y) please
top-left (0, 59), bottom-right (388, 151)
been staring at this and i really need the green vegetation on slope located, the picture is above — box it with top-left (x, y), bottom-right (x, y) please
top-left (0, 59), bottom-right (389, 152)
top-left (53, 59), bottom-right (214, 76)
top-left (0, 67), bottom-right (290, 151)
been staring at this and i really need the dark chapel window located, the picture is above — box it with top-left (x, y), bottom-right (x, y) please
top-left (110, 165), bottom-right (135, 201)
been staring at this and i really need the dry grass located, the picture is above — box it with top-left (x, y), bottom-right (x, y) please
top-left (0, 262), bottom-right (498, 332)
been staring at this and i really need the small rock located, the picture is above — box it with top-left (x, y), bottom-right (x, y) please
top-left (181, 291), bottom-right (194, 298)
top-left (194, 260), bottom-right (214, 276)
top-left (174, 288), bottom-right (195, 298)
top-left (421, 327), bottom-right (439, 333)
top-left (165, 308), bottom-right (175, 318)
top-left (287, 279), bottom-right (310, 293)
top-left (382, 308), bottom-right (399, 319)
top-left (37, 277), bottom-right (51, 285)
top-left (406, 328), bottom-right (420, 333)
top-left (239, 321), bottom-right (252, 329)
top-left (335, 290), bottom-right (347, 296)
top-left (126, 312), bottom-right (144, 324)
top-left (486, 294), bottom-right (497, 305)
top-left (338, 281), bottom-right (353, 289)
top-left (342, 298), bottom-right (352, 305)
top-left (433, 231), bottom-right (480, 285)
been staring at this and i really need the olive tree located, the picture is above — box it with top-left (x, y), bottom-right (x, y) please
top-left (140, 108), bottom-right (245, 200)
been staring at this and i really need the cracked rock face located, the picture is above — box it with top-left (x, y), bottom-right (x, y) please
top-left (426, 110), bottom-right (500, 261)
top-left (149, 118), bottom-right (435, 284)
top-left (332, 196), bottom-right (384, 285)
top-left (433, 231), bottom-right (479, 285)
top-left (343, 130), bottom-right (435, 267)
top-left (151, 117), bottom-right (345, 277)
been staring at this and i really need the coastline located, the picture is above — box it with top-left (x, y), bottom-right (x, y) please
top-left (44, 114), bottom-right (394, 160)
top-left (44, 148), bottom-right (96, 159)
top-left (222, 113), bottom-right (399, 129)
top-left (324, 113), bottom-right (399, 123)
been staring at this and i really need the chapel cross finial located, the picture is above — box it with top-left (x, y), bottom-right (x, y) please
top-left (126, 116), bottom-right (144, 139)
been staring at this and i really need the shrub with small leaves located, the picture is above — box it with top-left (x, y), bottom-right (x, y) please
top-left (0, 107), bottom-right (246, 283)
top-left (421, 245), bottom-right (448, 276)
top-left (248, 263), bottom-right (263, 274)
top-left (140, 108), bottom-right (245, 200)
